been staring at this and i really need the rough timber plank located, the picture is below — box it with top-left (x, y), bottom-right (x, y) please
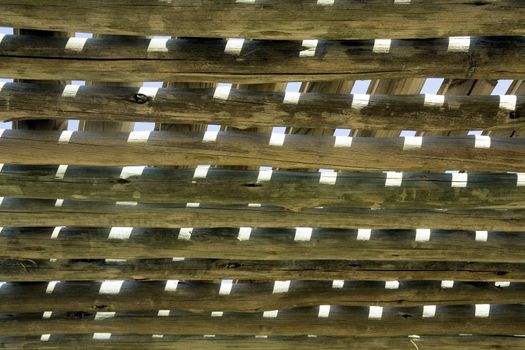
top-left (417, 79), bottom-right (498, 137)
top-left (0, 259), bottom-right (523, 282)
top-left (443, 79), bottom-right (497, 136)
top-left (158, 82), bottom-right (215, 134)
top-left (0, 280), bottom-right (522, 313)
top-left (1, 168), bottom-right (523, 210)
top-left (78, 34), bottom-right (143, 133)
top-left (1, 304), bottom-right (525, 336)
top-left (1, 1), bottom-right (524, 40)
top-left (3, 83), bottom-right (521, 131)
top-left (354, 78), bottom-right (425, 137)
top-left (0, 201), bottom-right (525, 231)
top-left (0, 130), bottom-right (523, 172)
top-left (0, 36), bottom-right (524, 82)
top-left (11, 30), bottom-right (69, 132)
top-left (0, 336), bottom-right (524, 350)
top-left (2, 228), bottom-right (525, 263)
top-left (288, 80), bottom-right (354, 138)
top-left (486, 81), bottom-right (525, 137)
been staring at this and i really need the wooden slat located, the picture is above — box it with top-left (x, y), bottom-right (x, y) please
top-left (289, 80), bottom-right (354, 138)
top-left (1, 304), bottom-right (525, 336)
top-left (1, 336), bottom-right (524, 350)
top-left (1, 200), bottom-right (525, 231)
top-left (0, 336), bottom-right (524, 350)
top-left (158, 82), bottom-right (215, 134)
top-left (1, 167), bottom-right (523, 210)
top-left (486, 80), bottom-right (525, 137)
top-left (0, 130), bottom-right (523, 172)
top-left (0, 259), bottom-right (523, 282)
top-left (438, 79), bottom-right (498, 97)
top-left (11, 30), bottom-right (70, 131)
top-left (1, 36), bottom-right (524, 82)
top-left (417, 79), bottom-right (497, 137)
top-left (2, 227), bottom-right (525, 263)
top-left (3, 83), bottom-right (520, 131)
top-left (442, 79), bottom-right (497, 136)
top-left (78, 34), bottom-right (143, 133)
top-left (1, 1), bottom-right (524, 40)
top-left (356, 78), bottom-right (425, 137)
top-left (0, 280), bottom-right (523, 313)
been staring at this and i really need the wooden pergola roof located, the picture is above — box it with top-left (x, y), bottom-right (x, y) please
top-left (0, 1), bottom-right (525, 349)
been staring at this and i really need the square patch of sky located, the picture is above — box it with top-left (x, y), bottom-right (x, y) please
top-left (491, 80), bottom-right (512, 95)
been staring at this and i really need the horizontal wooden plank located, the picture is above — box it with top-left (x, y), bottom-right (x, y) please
top-left (0, 83), bottom-right (523, 131)
top-left (1, 304), bottom-right (525, 336)
top-left (0, 259), bottom-right (523, 282)
top-left (1, 166), bottom-right (523, 210)
top-left (3, 335), bottom-right (525, 350)
top-left (0, 280), bottom-right (522, 313)
top-left (1, 200), bottom-right (525, 231)
top-left (1, 1), bottom-right (524, 40)
top-left (0, 130), bottom-right (523, 172)
top-left (0, 35), bottom-right (524, 82)
top-left (2, 227), bottom-right (525, 263)
top-left (1, 336), bottom-right (524, 350)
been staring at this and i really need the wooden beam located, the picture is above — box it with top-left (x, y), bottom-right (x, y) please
top-left (79, 34), bottom-right (143, 133)
top-left (1, 336), bottom-right (524, 350)
top-left (1, 304), bottom-right (525, 336)
top-left (0, 36), bottom-right (524, 82)
top-left (0, 167), bottom-right (523, 210)
top-left (2, 228), bottom-right (525, 263)
top-left (1, 1), bottom-right (524, 40)
top-left (0, 259), bottom-right (523, 282)
top-left (0, 130), bottom-right (523, 172)
top-left (0, 201), bottom-right (525, 231)
top-left (11, 29), bottom-right (70, 131)
top-left (356, 77), bottom-right (425, 137)
top-left (2, 83), bottom-right (522, 131)
top-left (0, 280), bottom-right (522, 314)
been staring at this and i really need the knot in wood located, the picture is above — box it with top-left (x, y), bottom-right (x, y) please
top-left (133, 93), bottom-right (150, 104)
top-left (226, 262), bottom-right (242, 269)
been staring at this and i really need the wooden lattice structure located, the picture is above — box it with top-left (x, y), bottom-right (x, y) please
top-left (0, 1), bottom-right (524, 349)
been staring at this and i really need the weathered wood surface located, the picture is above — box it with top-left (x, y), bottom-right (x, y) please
top-left (419, 79), bottom-right (498, 137)
top-left (1, 1), bottom-right (524, 40)
top-left (0, 280), bottom-right (522, 313)
top-left (1, 201), bottom-right (525, 231)
top-left (78, 34), bottom-right (143, 133)
top-left (11, 30), bottom-right (70, 132)
top-left (1, 304), bottom-right (525, 336)
top-left (1, 336), bottom-right (524, 350)
top-left (356, 76), bottom-right (425, 137)
top-left (0, 259), bottom-right (523, 282)
top-left (0, 83), bottom-right (523, 131)
top-left (2, 228), bottom-right (525, 263)
top-left (1, 167), bottom-right (523, 210)
top-left (0, 130), bottom-right (523, 172)
top-left (0, 36), bottom-right (525, 82)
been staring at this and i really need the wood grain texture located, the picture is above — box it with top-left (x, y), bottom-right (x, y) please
top-left (0, 167), bottom-right (523, 210)
top-left (0, 259), bottom-right (523, 282)
top-left (0, 35), bottom-right (524, 82)
top-left (3, 83), bottom-right (520, 131)
top-left (1, 304), bottom-right (525, 336)
top-left (1, 336), bottom-right (524, 350)
top-left (1, 227), bottom-right (525, 263)
top-left (1, 1), bottom-right (524, 40)
top-left (0, 130), bottom-right (523, 172)
top-left (0, 280), bottom-right (522, 313)
top-left (0, 200), bottom-right (525, 231)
